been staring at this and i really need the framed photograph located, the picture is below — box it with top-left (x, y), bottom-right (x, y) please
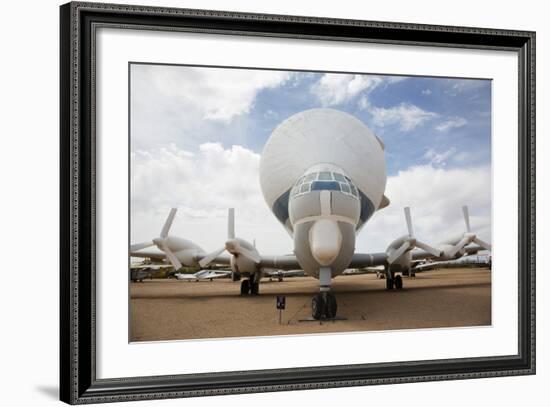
top-left (60, 1), bottom-right (535, 404)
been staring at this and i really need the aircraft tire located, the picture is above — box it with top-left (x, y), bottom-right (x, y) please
top-left (386, 277), bottom-right (394, 290)
top-left (240, 279), bottom-right (250, 295)
top-left (326, 293), bottom-right (337, 318)
top-left (312, 294), bottom-right (324, 320)
top-left (251, 281), bottom-right (259, 295)
top-left (395, 275), bottom-right (403, 290)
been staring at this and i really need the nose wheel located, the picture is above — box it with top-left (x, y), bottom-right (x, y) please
top-left (311, 292), bottom-right (337, 320)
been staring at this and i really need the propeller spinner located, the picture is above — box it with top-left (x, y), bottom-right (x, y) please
top-left (130, 208), bottom-right (183, 270)
top-left (387, 207), bottom-right (442, 264)
top-left (199, 208), bottom-right (261, 267)
top-left (446, 206), bottom-right (492, 258)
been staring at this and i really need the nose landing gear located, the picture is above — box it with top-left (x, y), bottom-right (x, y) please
top-left (312, 292), bottom-right (337, 320)
top-left (310, 267), bottom-right (338, 320)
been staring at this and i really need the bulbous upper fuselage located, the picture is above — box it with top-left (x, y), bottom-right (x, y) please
top-left (259, 108), bottom-right (388, 277)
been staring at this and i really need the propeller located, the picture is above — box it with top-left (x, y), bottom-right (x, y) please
top-left (446, 206), bottom-right (492, 258)
top-left (199, 208), bottom-right (261, 267)
top-left (152, 208), bottom-right (183, 270)
top-left (130, 241), bottom-right (155, 252)
top-left (387, 207), bottom-right (442, 264)
top-left (130, 208), bottom-right (183, 270)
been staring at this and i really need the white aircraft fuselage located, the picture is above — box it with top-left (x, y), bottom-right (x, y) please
top-left (259, 108), bottom-right (387, 286)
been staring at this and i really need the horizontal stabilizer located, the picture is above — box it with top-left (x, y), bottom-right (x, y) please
top-left (378, 195), bottom-right (390, 210)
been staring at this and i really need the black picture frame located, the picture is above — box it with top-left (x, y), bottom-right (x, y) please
top-left (60, 1), bottom-right (536, 404)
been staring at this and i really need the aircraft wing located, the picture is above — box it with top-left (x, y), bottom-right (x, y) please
top-left (347, 252), bottom-right (388, 269)
top-left (130, 248), bottom-right (166, 261)
top-left (175, 273), bottom-right (198, 280)
top-left (130, 264), bottom-right (171, 270)
top-left (200, 270), bottom-right (231, 279)
top-left (258, 255), bottom-right (302, 270)
top-left (411, 244), bottom-right (485, 261)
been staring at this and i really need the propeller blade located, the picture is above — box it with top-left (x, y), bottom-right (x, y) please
top-left (228, 208), bottom-right (235, 240)
top-left (130, 241), bottom-right (154, 252)
top-left (415, 240), bottom-right (442, 257)
top-left (388, 241), bottom-right (411, 264)
top-left (404, 207), bottom-right (414, 236)
top-left (462, 206), bottom-right (471, 233)
top-left (473, 237), bottom-right (492, 251)
top-left (237, 246), bottom-right (262, 264)
top-left (160, 208), bottom-right (177, 238)
top-left (447, 236), bottom-right (471, 258)
top-left (162, 244), bottom-right (182, 270)
top-left (198, 247), bottom-right (226, 267)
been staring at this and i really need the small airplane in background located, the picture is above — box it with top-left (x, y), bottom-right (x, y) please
top-left (412, 254), bottom-right (491, 273)
top-left (174, 269), bottom-right (231, 282)
top-left (130, 263), bottom-right (172, 282)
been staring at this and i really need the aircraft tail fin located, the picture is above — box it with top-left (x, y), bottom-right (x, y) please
top-left (378, 195), bottom-right (390, 210)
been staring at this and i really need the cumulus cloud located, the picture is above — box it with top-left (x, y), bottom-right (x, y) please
top-left (131, 143), bottom-right (292, 255)
top-left (358, 164), bottom-right (492, 251)
top-left (311, 74), bottom-right (384, 106)
top-left (435, 117), bottom-right (468, 132)
top-left (366, 102), bottom-right (439, 131)
top-left (131, 64), bottom-right (292, 150)
top-left (424, 147), bottom-right (457, 167)
top-left (421, 88), bottom-right (432, 95)
top-left (134, 65), bottom-right (291, 122)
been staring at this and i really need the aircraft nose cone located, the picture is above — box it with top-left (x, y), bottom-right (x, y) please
top-left (309, 219), bottom-right (342, 266)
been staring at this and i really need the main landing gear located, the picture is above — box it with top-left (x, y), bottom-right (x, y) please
top-left (240, 274), bottom-right (260, 295)
top-left (386, 273), bottom-right (403, 290)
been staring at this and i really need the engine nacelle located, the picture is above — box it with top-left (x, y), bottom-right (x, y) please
top-left (386, 235), bottom-right (413, 272)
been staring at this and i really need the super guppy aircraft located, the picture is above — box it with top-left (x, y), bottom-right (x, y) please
top-left (131, 108), bottom-right (491, 320)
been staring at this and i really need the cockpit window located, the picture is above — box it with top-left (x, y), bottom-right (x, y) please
top-left (300, 183), bottom-right (310, 194)
top-left (291, 171), bottom-right (359, 200)
top-left (333, 173), bottom-right (346, 182)
top-left (311, 181), bottom-right (340, 191)
top-left (318, 171), bottom-right (332, 181)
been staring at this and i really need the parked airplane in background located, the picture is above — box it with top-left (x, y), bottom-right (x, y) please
top-left (131, 109), bottom-right (491, 320)
top-left (412, 254), bottom-right (491, 273)
top-left (130, 263), bottom-right (172, 282)
top-left (174, 269), bottom-right (231, 281)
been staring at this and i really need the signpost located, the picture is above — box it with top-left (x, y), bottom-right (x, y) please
top-left (276, 295), bottom-right (286, 325)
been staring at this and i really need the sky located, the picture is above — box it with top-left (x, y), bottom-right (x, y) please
top-left (130, 63), bottom-right (492, 255)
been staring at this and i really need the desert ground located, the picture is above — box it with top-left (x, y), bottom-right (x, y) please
top-left (130, 267), bottom-right (491, 341)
